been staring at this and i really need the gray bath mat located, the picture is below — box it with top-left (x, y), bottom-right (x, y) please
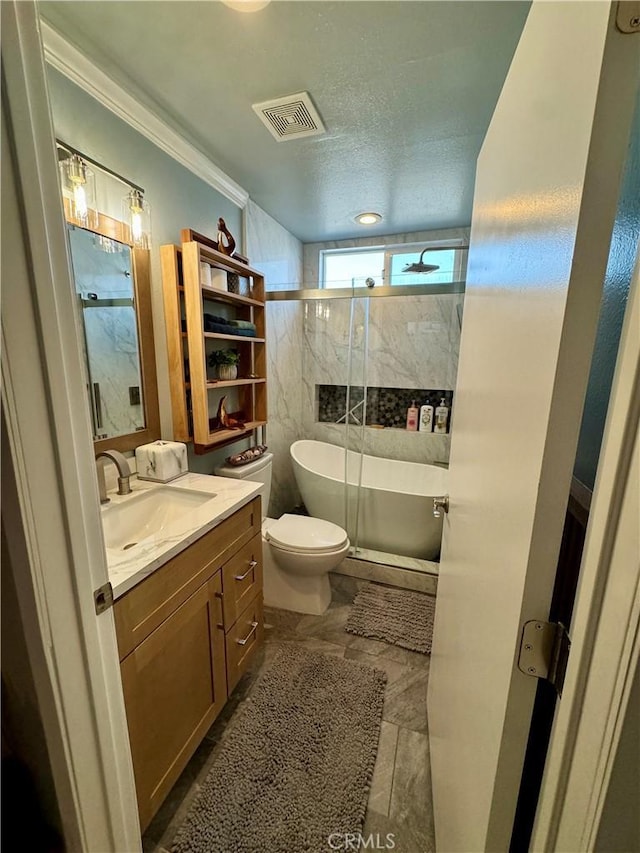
top-left (345, 583), bottom-right (436, 654)
top-left (171, 645), bottom-right (386, 853)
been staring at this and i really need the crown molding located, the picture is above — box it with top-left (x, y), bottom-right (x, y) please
top-left (40, 21), bottom-right (249, 209)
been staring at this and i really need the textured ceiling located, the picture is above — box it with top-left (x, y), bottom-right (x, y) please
top-left (41, 1), bottom-right (530, 243)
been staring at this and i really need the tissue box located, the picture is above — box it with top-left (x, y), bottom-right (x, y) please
top-left (135, 440), bottom-right (188, 483)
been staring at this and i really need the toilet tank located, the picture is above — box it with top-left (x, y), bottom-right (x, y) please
top-left (215, 452), bottom-right (273, 519)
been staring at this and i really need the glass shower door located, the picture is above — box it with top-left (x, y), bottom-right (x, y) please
top-left (343, 288), bottom-right (370, 555)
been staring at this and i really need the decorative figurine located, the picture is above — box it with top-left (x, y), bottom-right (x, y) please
top-left (226, 445), bottom-right (268, 466)
top-left (214, 395), bottom-right (245, 430)
top-left (217, 218), bottom-right (236, 256)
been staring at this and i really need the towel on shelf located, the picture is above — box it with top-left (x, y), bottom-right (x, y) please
top-left (204, 313), bottom-right (230, 327)
top-left (205, 320), bottom-right (256, 336)
top-left (203, 313), bottom-right (256, 336)
top-left (229, 319), bottom-right (257, 332)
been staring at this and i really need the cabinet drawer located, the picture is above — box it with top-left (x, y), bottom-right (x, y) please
top-left (114, 497), bottom-right (260, 659)
top-left (225, 594), bottom-right (264, 694)
top-left (221, 533), bottom-right (263, 629)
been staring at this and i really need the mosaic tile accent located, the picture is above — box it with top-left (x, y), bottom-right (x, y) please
top-left (317, 385), bottom-right (453, 432)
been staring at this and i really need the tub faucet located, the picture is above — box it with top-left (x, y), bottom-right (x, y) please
top-left (96, 449), bottom-right (132, 504)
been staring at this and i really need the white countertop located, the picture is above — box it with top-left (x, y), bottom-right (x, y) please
top-left (103, 473), bottom-right (263, 600)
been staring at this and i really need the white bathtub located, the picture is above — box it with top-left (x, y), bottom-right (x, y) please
top-left (290, 439), bottom-right (447, 560)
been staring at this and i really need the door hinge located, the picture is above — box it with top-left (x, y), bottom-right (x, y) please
top-left (616, 1), bottom-right (640, 33)
top-left (94, 581), bottom-right (114, 614)
top-left (518, 620), bottom-right (571, 696)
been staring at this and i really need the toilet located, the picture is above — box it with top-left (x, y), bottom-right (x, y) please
top-left (215, 452), bottom-right (349, 615)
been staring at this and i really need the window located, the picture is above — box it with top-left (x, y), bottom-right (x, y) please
top-left (322, 250), bottom-right (384, 289)
top-left (388, 248), bottom-right (457, 286)
top-left (320, 243), bottom-right (466, 289)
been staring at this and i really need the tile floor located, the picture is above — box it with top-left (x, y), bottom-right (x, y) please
top-left (142, 593), bottom-right (435, 853)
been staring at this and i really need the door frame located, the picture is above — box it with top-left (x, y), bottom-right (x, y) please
top-left (1, 3), bottom-right (140, 850)
top-left (1, 2), bottom-right (637, 850)
top-left (533, 246), bottom-right (640, 850)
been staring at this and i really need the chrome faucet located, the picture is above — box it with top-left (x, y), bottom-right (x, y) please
top-left (95, 450), bottom-right (132, 504)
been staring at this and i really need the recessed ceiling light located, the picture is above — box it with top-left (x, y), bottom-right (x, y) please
top-left (221, 0), bottom-right (271, 12)
top-left (355, 212), bottom-right (382, 226)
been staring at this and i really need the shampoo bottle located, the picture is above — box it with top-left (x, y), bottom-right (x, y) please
top-left (419, 398), bottom-right (434, 432)
top-left (406, 400), bottom-right (419, 431)
top-left (434, 397), bottom-right (449, 434)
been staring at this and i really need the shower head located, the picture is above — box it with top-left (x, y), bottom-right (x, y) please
top-left (403, 249), bottom-right (440, 274)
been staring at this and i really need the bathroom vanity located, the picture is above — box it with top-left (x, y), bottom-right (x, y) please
top-left (106, 481), bottom-right (264, 830)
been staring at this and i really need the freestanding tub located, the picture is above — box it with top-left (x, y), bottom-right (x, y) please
top-left (291, 439), bottom-right (447, 560)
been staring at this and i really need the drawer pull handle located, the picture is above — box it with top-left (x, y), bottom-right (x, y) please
top-left (236, 621), bottom-right (259, 646)
top-left (235, 560), bottom-right (258, 582)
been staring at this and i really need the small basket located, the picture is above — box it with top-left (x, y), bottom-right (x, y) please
top-left (227, 273), bottom-right (239, 294)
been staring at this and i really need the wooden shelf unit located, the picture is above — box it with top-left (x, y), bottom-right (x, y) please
top-left (203, 332), bottom-right (266, 344)
top-left (161, 241), bottom-right (267, 452)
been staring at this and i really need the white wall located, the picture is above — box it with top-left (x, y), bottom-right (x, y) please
top-left (245, 200), bottom-right (304, 516)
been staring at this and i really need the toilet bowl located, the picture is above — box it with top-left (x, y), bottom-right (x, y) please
top-left (214, 452), bottom-right (349, 615)
top-left (263, 515), bottom-right (350, 614)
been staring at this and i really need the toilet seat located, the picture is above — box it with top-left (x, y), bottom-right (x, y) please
top-left (266, 514), bottom-right (349, 554)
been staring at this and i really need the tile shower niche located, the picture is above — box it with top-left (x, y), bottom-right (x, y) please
top-left (316, 384), bottom-right (454, 432)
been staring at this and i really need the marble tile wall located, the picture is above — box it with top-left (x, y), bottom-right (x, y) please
top-left (244, 223), bottom-right (467, 512)
top-left (245, 200), bottom-right (304, 517)
top-left (299, 227), bottom-right (467, 467)
top-left (309, 423), bottom-right (451, 467)
top-left (301, 292), bottom-right (462, 465)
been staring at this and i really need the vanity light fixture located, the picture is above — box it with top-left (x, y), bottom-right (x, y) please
top-left (123, 188), bottom-right (152, 249)
top-left (355, 212), bottom-right (382, 226)
top-left (57, 140), bottom-right (152, 249)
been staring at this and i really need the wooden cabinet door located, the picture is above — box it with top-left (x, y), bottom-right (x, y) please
top-left (120, 572), bottom-right (226, 830)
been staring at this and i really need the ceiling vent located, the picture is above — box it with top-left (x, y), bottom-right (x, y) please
top-left (252, 92), bottom-right (325, 142)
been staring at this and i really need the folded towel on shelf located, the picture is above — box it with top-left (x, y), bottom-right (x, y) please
top-left (205, 320), bottom-right (256, 336)
top-left (228, 319), bottom-right (257, 332)
top-left (203, 313), bottom-right (230, 327)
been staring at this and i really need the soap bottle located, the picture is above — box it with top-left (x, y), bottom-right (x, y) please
top-left (406, 400), bottom-right (419, 431)
top-left (434, 397), bottom-right (449, 434)
top-left (419, 397), bottom-right (434, 432)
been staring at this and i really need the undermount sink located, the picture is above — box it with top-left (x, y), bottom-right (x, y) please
top-left (101, 486), bottom-right (214, 551)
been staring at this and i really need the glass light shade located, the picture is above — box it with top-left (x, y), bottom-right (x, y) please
top-left (122, 189), bottom-right (151, 249)
top-left (60, 154), bottom-right (97, 226)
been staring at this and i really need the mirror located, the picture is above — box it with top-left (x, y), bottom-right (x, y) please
top-left (65, 208), bottom-right (160, 453)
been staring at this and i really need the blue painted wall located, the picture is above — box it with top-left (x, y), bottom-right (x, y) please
top-left (573, 96), bottom-right (640, 490)
top-left (45, 67), bottom-right (246, 470)
top-left (45, 67), bottom-right (242, 248)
